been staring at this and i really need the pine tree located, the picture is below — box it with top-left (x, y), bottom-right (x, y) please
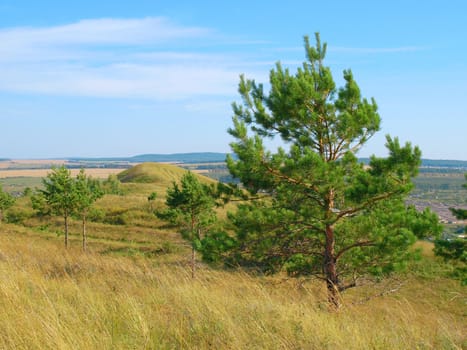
top-left (40, 166), bottom-right (78, 249)
top-left (159, 172), bottom-right (216, 278)
top-left (223, 33), bottom-right (441, 308)
top-left (75, 169), bottom-right (104, 252)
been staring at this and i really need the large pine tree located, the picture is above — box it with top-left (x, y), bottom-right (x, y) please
top-left (223, 34), bottom-right (440, 308)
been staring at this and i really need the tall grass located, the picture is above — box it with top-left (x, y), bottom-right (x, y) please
top-left (0, 226), bottom-right (465, 349)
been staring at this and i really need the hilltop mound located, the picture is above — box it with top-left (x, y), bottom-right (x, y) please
top-left (117, 162), bottom-right (214, 185)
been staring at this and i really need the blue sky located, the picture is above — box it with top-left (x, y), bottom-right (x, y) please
top-left (0, 0), bottom-right (466, 160)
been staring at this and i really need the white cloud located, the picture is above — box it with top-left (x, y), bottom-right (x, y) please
top-left (0, 17), bottom-right (209, 49)
top-left (0, 63), bottom-right (244, 99)
top-left (0, 17), bottom-right (268, 100)
top-left (0, 18), bottom-right (212, 64)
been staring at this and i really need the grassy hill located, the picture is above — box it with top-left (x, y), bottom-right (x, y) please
top-left (0, 163), bottom-right (465, 349)
top-left (117, 162), bottom-right (215, 185)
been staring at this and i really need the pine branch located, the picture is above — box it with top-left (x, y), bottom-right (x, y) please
top-left (335, 240), bottom-right (375, 261)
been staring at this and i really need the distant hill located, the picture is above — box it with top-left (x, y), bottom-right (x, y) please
top-left (359, 158), bottom-right (467, 170)
top-left (117, 162), bottom-right (215, 185)
top-left (70, 152), bottom-right (229, 164)
top-left (419, 159), bottom-right (467, 169)
top-left (129, 153), bottom-right (228, 163)
top-left (69, 154), bottom-right (467, 167)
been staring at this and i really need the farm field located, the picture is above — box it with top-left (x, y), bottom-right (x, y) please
top-left (0, 168), bottom-right (126, 196)
top-left (0, 168), bottom-right (124, 179)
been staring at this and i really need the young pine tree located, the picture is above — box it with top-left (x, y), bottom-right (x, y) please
top-left (159, 172), bottom-right (216, 278)
top-left (40, 166), bottom-right (78, 249)
top-left (75, 169), bottom-right (104, 252)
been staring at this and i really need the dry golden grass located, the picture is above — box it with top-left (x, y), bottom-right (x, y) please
top-left (2, 169), bottom-right (465, 349)
top-left (0, 225), bottom-right (465, 349)
top-left (0, 168), bottom-right (124, 179)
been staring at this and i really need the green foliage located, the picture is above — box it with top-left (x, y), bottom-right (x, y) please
top-left (158, 172), bottom-right (218, 276)
top-left (434, 239), bottom-right (467, 285)
top-left (434, 239), bottom-right (467, 261)
top-left (147, 191), bottom-right (157, 201)
top-left (449, 207), bottom-right (467, 221)
top-left (159, 172), bottom-right (216, 241)
top-left (86, 207), bottom-right (106, 222)
top-left (38, 166), bottom-right (77, 248)
top-left (31, 189), bottom-right (51, 217)
top-left (4, 205), bottom-right (34, 224)
top-left (199, 231), bottom-right (237, 264)
top-left (0, 184), bottom-right (16, 222)
top-left (23, 187), bottom-right (32, 197)
top-left (147, 191), bottom-right (157, 211)
top-left (102, 174), bottom-right (123, 195)
top-left (40, 166), bottom-right (77, 218)
top-left (220, 33), bottom-right (441, 305)
top-left (75, 169), bottom-right (104, 251)
top-left (75, 169), bottom-right (104, 214)
top-left (32, 167), bottom-right (104, 249)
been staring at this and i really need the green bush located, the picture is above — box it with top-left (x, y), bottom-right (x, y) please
top-left (5, 206), bottom-right (34, 224)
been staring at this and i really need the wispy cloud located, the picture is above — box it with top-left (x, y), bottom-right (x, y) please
top-left (0, 17), bottom-right (210, 48)
top-left (0, 63), bottom-right (242, 99)
top-left (0, 17), bottom-right (266, 100)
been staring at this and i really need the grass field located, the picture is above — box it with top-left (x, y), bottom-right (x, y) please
top-left (0, 225), bottom-right (465, 349)
top-left (0, 162), bottom-right (466, 349)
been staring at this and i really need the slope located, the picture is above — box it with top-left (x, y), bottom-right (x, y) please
top-left (117, 162), bottom-right (215, 186)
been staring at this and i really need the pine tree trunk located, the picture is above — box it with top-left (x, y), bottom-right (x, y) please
top-left (324, 189), bottom-right (340, 309)
top-left (324, 223), bottom-right (340, 309)
top-left (82, 214), bottom-right (87, 252)
top-left (64, 213), bottom-right (69, 249)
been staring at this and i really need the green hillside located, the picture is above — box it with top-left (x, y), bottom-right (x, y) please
top-left (117, 162), bottom-right (215, 185)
